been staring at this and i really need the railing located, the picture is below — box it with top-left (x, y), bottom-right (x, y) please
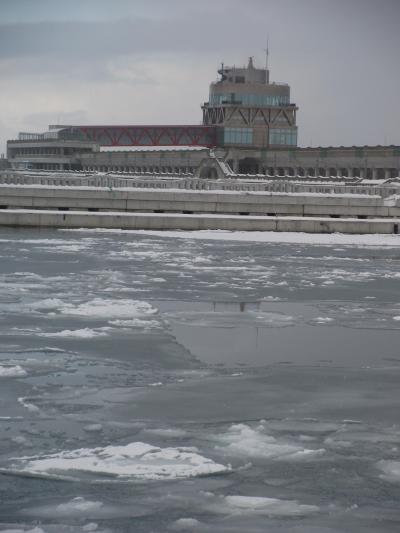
top-left (1, 170), bottom-right (399, 198)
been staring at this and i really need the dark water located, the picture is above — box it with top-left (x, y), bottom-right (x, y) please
top-left (0, 227), bottom-right (400, 533)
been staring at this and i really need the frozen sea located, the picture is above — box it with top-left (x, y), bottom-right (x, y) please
top-left (0, 227), bottom-right (400, 533)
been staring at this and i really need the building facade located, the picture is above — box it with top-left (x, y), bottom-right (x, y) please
top-left (5, 57), bottom-right (400, 179)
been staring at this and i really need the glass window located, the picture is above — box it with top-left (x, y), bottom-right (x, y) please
top-left (269, 128), bottom-right (297, 146)
top-left (223, 128), bottom-right (253, 145)
top-left (209, 93), bottom-right (289, 106)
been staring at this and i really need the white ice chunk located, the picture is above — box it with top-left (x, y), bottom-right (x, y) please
top-left (12, 441), bottom-right (229, 480)
top-left (220, 495), bottom-right (318, 516)
top-left (56, 497), bottom-right (103, 514)
top-left (170, 518), bottom-right (201, 530)
top-left (377, 460), bottom-right (400, 482)
top-left (0, 365), bottom-right (27, 377)
top-left (38, 328), bottom-right (108, 339)
top-left (214, 423), bottom-right (324, 460)
top-left (60, 298), bottom-right (157, 319)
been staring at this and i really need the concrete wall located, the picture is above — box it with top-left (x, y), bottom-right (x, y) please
top-left (1, 184), bottom-right (400, 219)
top-left (0, 209), bottom-right (398, 234)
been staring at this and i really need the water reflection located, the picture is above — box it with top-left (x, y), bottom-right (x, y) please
top-left (158, 300), bottom-right (400, 368)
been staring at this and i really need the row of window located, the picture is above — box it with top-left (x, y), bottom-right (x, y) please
top-left (223, 128), bottom-right (253, 145)
top-left (209, 93), bottom-right (290, 107)
top-left (269, 128), bottom-right (297, 146)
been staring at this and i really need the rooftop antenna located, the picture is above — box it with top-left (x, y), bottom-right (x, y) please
top-left (264, 36), bottom-right (270, 83)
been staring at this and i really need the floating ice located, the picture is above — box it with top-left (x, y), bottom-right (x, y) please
top-left (108, 318), bottom-right (161, 329)
top-left (170, 518), bottom-right (201, 530)
top-left (203, 493), bottom-right (319, 517)
top-left (56, 497), bottom-right (103, 515)
top-left (11, 441), bottom-right (229, 481)
top-left (17, 397), bottom-right (40, 413)
top-left (214, 423), bottom-right (324, 460)
top-left (60, 298), bottom-right (158, 319)
top-left (0, 527), bottom-right (45, 533)
top-left (0, 365), bottom-right (27, 377)
top-left (377, 460), bottom-right (400, 482)
top-left (38, 328), bottom-right (108, 339)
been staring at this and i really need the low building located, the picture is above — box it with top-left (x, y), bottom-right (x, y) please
top-left (5, 58), bottom-right (400, 179)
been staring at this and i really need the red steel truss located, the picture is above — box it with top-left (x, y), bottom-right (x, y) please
top-left (75, 125), bottom-right (217, 147)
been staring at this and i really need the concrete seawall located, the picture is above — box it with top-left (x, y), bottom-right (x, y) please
top-left (0, 209), bottom-right (398, 234)
top-left (1, 184), bottom-right (400, 218)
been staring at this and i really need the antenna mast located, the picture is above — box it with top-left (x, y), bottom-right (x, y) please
top-left (264, 36), bottom-right (270, 84)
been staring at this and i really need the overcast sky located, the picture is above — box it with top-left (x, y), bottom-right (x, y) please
top-left (1, 0), bottom-right (399, 154)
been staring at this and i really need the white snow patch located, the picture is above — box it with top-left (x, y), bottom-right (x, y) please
top-left (11, 441), bottom-right (229, 480)
top-left (214, 423), bottom-right (324, 460)
top-left (0, 365), bottom-right (27, 377)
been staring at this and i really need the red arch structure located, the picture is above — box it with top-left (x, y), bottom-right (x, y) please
top-left (72, 125), bottom-right (217, 147)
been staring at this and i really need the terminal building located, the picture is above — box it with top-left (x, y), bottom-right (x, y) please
top-left (6, 57), bottom-right (400, 179)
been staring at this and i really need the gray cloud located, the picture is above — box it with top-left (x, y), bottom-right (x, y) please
top-left (0, 0), bottom-right (399, 152)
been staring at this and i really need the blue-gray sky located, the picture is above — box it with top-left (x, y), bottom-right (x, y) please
top-left (1, 0), bottom-right (399, 154)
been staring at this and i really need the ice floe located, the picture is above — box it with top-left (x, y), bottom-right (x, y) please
top-left (10, 441), bottom-right (230, 481)
top-left (59, 298), bottom-right (158, 319)
top-left (56, 497), bottom-right (103, 515)
top-left (170, 518), bottom-right (202, 530)
top-left (38, 328), bottom-right (108, 339)
top-left (214, 423), bottom-right (325, 460)
top-left (0, 365), bottom-right (27, 377)
top-left (377, 460), bottom-right (400, 483)
top-left (203, 493), bottom-right (319, 517)
top-left (109, 229), bottom-right (400, 247)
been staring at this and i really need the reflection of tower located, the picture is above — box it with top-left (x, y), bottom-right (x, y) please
top-left (202, 57), bottom-right (298, 150)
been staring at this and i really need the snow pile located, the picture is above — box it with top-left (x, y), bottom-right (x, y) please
top-left (0, 365), bottom-right (27, 378)
top-left (214, 423), bottom-right (325, 460)
top-left (11, 441), bottom-right (229, 481)
top-left (60, 298), bottom-right (158, 319)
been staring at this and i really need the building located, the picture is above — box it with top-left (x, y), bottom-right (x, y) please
top-left (5, 57), bottom-right (400, 179)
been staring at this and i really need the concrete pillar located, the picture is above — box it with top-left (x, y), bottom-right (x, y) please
top-left (336, 168), bottom-right (341, 177)
top-left (348, 167), bottom-right (353, 178)
top-left (372, 168), bottom-right (378, 179)
top-left (384, 169), bottom-right (391, 180)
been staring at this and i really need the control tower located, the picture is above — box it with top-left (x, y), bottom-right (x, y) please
top-left (202, 57), bottom-right (298, 165)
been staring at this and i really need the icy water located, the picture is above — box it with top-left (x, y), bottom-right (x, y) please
top-left (0, 228), bottom-right (400, 533)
